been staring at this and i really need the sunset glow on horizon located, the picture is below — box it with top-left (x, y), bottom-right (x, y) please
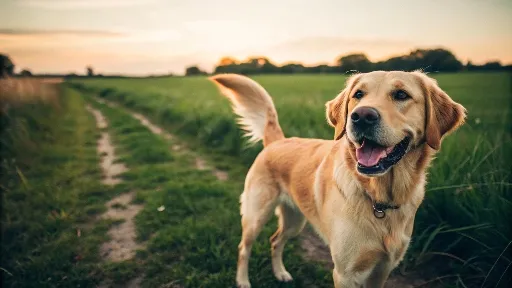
top-left (1, 0), bottom-right (511, 75)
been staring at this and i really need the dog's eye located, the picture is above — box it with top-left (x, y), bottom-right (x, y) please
top-left (393, 90), bottom-right (410, 101)
top-left (353, 90), bottom-right (364, 99)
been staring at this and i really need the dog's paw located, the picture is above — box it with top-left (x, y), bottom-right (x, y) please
top-left (236, 280), bottom-right (251, 288)
top-left (237, 283), bottom-right (251, 288)
top-left (274, 270), bottom-right (293, 282)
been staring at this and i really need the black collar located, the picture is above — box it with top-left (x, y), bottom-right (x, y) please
top-left (364, 191), bottom-right (400, 219)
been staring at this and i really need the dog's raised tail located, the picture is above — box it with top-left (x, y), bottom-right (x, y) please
top-left (209, 74), bottom-right (284, 147)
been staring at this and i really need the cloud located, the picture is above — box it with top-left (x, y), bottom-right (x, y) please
top-left (0, 29), bottom-right (126, 50)
top-left (19, 0), bottom-right (162, 10)
top-left (111, 30), bottom-right (182, 43)
top-left (0, 29), bottom-right (125, 52)
top-left (182, 20), bottom-right (242, 33)
top-left (0, 28), bottom-right (182, 47)
top-left (0, 29), bottom-right (123, 37)
top-left (0, 28), bottom-right (181, 43)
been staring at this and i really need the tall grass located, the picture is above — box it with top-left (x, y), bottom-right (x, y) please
top-left (0, 77), bottom-right (64, 172)
top-left (0, 77), bottom-right (62, 113)
top-left (0, 87), bottom-right (119, 287)
top-left (70, 72), bottom-right (512, 287)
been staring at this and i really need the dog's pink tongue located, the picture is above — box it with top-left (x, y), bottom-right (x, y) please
top-left (356, 141), bottom-right (387, 167)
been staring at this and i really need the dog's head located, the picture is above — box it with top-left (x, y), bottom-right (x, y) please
top-left (326, 71), bottom-right (466, 177)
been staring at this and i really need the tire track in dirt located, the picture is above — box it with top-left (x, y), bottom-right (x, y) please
top-left (86, 105), bottom-right (128, 186)
top-left (86, 104), bottom-right (144, 262)
top-left (87, 104), bottom-right (145, 287)
top-left (94, 97), bottom-right (228, 181)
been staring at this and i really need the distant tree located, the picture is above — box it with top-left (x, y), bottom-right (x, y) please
top-left (214, 56), bottom-right (279, 75)
top-left (20, 69), bottom-right (32, 77)
top-left (215, 57), bottom-right (243, 74)
top-left (185, 66), bottom-right (206, 76)
top-left (0, 54), bottom-right (15, 78)
top-left (336, 53), bottom-right (373, 73)
top-left (280, 63), bottom-right (305, 74)
top-left (465, 61), bottom-right (475, 71)
top-left (246, 57), bottom-right (270, 67)
top-left (466, 60), bottom-right (506, 72)
top-left (86, 66), bottom-right (94, 77)
top-left (218, 57), bottom-right (238, 66)
top-left (373, 49), bottom-right (463, 72)
top-left (480, 61), bottom-right (502, 70)
top-left (409, 49), bottom-right (463, 72)
top-left (250, 57), bottom-right (278, 74)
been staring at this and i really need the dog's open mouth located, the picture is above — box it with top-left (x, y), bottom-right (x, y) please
top-left (356, 137), bottom-right (411, 175)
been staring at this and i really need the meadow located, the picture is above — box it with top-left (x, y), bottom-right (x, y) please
top-left (1, 72), bottom-right (510, 288)
top-left (70, 72), bottom-right (512, 287)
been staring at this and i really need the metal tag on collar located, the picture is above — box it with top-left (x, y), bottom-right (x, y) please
top-left (372, 203), bottom-right (386, 219)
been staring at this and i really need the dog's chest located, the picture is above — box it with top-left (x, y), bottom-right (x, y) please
top-left (382, 227), bottom-right (411, 264)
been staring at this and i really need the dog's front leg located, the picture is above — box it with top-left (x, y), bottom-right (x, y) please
top-left (330, 233), bottom-right (375, 288)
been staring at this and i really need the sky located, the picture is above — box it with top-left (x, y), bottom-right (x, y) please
top-left (1, 0), bottom-right (511, 75)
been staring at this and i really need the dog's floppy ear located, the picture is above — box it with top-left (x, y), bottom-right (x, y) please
top-left (325, 74), bottom-right (361, 140)
top-left (325, 89), bottom-right (349, 140)
top-left (420, 73), bottom-right (466, 150)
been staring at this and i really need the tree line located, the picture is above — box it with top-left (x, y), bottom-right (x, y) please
top-left (2, 48), bottom-right (511, 79)
top-left (186, 48), bottom-right (512, 76)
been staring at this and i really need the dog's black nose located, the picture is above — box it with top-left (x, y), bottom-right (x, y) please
top-left (351, 107), bottom-right (380, 128)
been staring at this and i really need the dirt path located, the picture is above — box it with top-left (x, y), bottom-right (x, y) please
top-left (100, 193), bottom-right (143, 262)
top-left (86, 105), bottom-right (127, 185)
top-left (86, 104), bottom-right (143, 265)
top-left (132, 112), bottom-right (173, 140)
top-left (93, 97), bottom-right (228, 181)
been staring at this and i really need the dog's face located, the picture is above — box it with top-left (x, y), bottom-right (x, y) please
top-left (326, 71), bottom-right (466, 176)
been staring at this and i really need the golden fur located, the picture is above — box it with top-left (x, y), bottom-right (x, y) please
top-left (209, 71), bottom-right (466, 288)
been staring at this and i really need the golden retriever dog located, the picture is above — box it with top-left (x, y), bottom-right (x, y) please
top-left (209, 71), bottom-right (466, 288)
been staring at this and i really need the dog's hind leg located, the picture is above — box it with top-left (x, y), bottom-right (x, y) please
top-left (270, 203), bottom-right (306, 282)
top-left (236, 181), bottom-right (279, 288)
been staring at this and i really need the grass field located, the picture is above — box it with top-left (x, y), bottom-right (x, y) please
top-left (2, 72), bottom-right (510, 288)
top-left (2, 85), bottom-right (331, 287)
top-left (69, 72), bottom-right (512, 287)
top-left (0, 88), bottom-right (116, 287)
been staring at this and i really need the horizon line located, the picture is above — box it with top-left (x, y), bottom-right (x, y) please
top-left (4, 45), bottom-right (511, 76)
